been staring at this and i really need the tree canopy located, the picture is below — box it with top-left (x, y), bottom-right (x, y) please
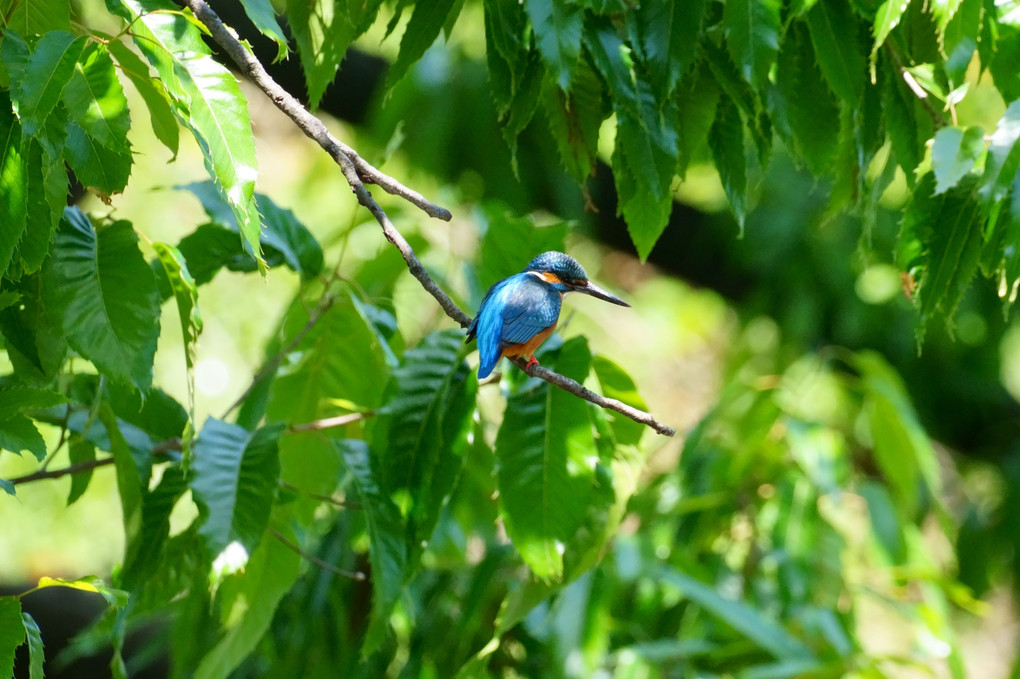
top-left (2, 0), bottom-right (1020, 677)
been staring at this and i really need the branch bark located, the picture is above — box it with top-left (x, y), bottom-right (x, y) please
top-left (182, 0), bottom-right (675, 437)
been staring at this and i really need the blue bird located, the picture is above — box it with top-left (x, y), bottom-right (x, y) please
top-left (466, 251), bottom-right (630, 379)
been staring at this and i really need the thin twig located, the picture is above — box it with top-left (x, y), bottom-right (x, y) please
top-left (268, 527), bottom-right (366, 580)
top-left (279, 480), bottom-right (361, 508)
top-left (287, 412), bottom-right (374, 433)
top-left (9, 439), bottom-right (182, 486)
top-left (182, 0), bottom-right (675, 437)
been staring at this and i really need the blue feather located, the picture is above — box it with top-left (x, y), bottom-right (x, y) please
top-left (471, 273), bottom-right (561, 378)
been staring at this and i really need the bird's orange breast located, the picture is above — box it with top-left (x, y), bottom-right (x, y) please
top-left (500, 323), bottom-right (557, 359)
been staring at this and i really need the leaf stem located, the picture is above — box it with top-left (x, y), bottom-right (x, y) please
top-left (267, 527), bottom-right (365, 580)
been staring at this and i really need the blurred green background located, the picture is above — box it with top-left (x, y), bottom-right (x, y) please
top-left (3, 2), bottom-right (1020, 677)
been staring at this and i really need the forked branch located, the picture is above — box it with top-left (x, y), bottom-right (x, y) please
top-left (182, 0), bottom-right (675, 437)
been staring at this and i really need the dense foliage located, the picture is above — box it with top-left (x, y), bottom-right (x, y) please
top-left (1, 0), bottom-right (1019, 677)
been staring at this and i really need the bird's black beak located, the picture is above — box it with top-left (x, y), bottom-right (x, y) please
top-left (574, 281), bottom-right (630, 307)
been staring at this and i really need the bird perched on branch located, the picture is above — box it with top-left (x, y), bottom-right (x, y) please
top-left (466, 251), bottom-right (630, 379)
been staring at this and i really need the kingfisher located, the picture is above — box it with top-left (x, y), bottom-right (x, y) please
top-left (466, 251), bottom-right (630, 379)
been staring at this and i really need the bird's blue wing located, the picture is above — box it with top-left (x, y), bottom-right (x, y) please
top-left (499, 277), bottom-right (560, 346)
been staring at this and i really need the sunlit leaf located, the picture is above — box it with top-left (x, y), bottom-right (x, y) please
top-left (152, 242), bottom-right (202, 374)
top-left (62, 42), bottom-right (130, 148)
top-left (42, 208), bottom-right (160, 390)
top-left (240, 0), bottom-right (289, 62)
top-left (0, 92), bottom-right (26, 277)
top-left (932, 125), bottom-right (984, 194)
top-left (191, 418), bottom-right (283, 556)
top-left (15, 31), bottom-right (87, 137)
top-left (0, 0), bottom-right (70, 34)
top-left (872, 0), bottom-right (913, 70)
top-left (107, 39), bottom-right (180, 158)
top-left (111, 0), bottom-right (263, 267)
top-left (979, 99), bottom-right (1020, 205)
top-left (340, 439), bottom-right (406, 654)
top-left (591, 356), bottom-right (647, 447)
top-left (286, 0), bottom-right (383, 109)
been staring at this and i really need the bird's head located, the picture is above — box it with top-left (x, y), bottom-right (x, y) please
top-left (524, 251), bottom-right (630, 307)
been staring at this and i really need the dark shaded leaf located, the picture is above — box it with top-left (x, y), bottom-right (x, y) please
top-left (63, 121), bottom-right (132, 194)
top-left (374, 330), bottom-right (477, 555)
top-left (120, 465), bottom-right (187, 590)
top-left (805, 0), bottom-right (866, 103)
top-left (42, 208), bottom-right (160, 390)
top-left (724, 0), bottom-right (781, 89)
top-left (709, 94), bottom-right (748, 228)
top-left (19, 135), bottom-right (67, 274)
top-left (475, 204), bottom-right (567, 292)
top-left (979, 99), bottom-right (1020, 205)
top-left (191, 418), bottom-right (283, 555)
top-left (67, 438), bottom-right (97, 505)
top-left (0, 598), bottom-right (24, 679)
top-left (339, 439), bottom-right (406, 654)
top-left (152, 242), bottom-right (202, 373)
top-left (859, 480), bottom-right (907, 563)
top-left (240, 0), bottom-right (289, 62)
top-left (0, 91), bottom-right (26, 277)
top-left (21, 612), bottom-right (43, 679)
top-left (524, 0), bottom-right (582, 91)
top-left (0, 414), bottom-right (46, 459)
top-left (629, 0), bottom-right (706, 100)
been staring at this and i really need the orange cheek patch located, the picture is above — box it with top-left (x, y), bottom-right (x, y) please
top-left (538, 271), bottom-right (561, 285)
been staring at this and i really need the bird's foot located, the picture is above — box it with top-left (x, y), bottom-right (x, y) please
top-left (525, 355), bottom-right (540, 369)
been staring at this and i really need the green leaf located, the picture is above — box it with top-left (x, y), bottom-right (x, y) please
top-left (34, 575), bottom-right (129, 607)
top-left (286, 0), bottom-right (383, 109)
top-left (629, 0), bottom-right (706, 101)
top-left (374, 330), bottom-right (477, 554)
top-left (805, 0), bottom-right (866, 103)
top-left (591, 356), bottom-right (646, 447)
top-left (240, 0), bottom-right (289, 62)
top-left (980, 99), bottom-right (1020, 205)
top-left (21, 612), bottom-right (43, 679)
top-left (0, 414), bottom-right (46, 459)
top-left (524, 0), bottom-right (582, 91)
top-left (871, 0), bottom-right (912, 70)
top-left (67, 438), bottom-right (97, 505)
top-left (496, 337), bottom-right (601, 579)
top-left (113, 0), bottom-right (263, 267)
top-left (906, 174), bottom-right (985, 326)
top-left (339, 439), bottom-right (407, 654)
top-left (1, 29), bottom-right (31, 93)
top-left (107, 38), bottom-right (179, 158)
top-left (587, 21), bottom-right (678, 259)
top-left (42, 208), bottom-right (161, 391)
top-left (99, 404), bottom-right (144, 551)
top-left (19, 135), bottom-right (67, 274)
top-left (676, 61), bottom-right (720, 178)
top-left (943, 0), bottom-right (980, 84)
top-left (0, 386), bottom-right (64, 419)
top-left (856, 353), bottom-right (940, 523)
top-left (0, 479), bottom-right (14, 496)
top-left (723, 0), bottom-right (781, 89)
top-left (176, 182), bottom-right (324, 280)
top-left (190, 418), bottom-right (283, 556)
top-left (542, 55), bottom-right (605, 183)
top-left (658, 567), bottom-right (816, 661)
top-left (859, 481), bottom-right (907, 563)
top-left (119, 465), bottom-right (186, 591)
top-left (776, 21), bottom-right (840, 176)
top-left (1, 0), bottom-right (70, 34)
top-left (64, 119), bottom-right (133, 194)
top-left (16, 31), bottom-right (87, 137)
top-left (388, 0), bottom-right (461, 89)
top-left (932, 125), bottom-right (984, 194)
top-left (193, 528), bottom-right (301, 679)
top-left (62, 42), bottom-right (131, 148)
top-left (0, 598), bottom-right (24, 679)
top-left (883, 63), bottom-right (928, 183)
top-left (709, 94), bottom-right (749, 228)
top-left (0, 91), bottom-right (27, 277)
top-left (0, 275), bottom-right (67, 382)
top-left (476, 204), bottom-right (567, 291)
top-left (152, 242), bottom-right (202, 372)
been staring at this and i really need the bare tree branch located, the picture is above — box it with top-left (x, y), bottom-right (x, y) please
top-left (9, 439), bottom-right (183, 486)
top-left (268, 527), bottom-right (366, 580)
top-left (288, 412), bottom-right (374, 433)
top-left (182, 0), bottom-right (675, 437)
